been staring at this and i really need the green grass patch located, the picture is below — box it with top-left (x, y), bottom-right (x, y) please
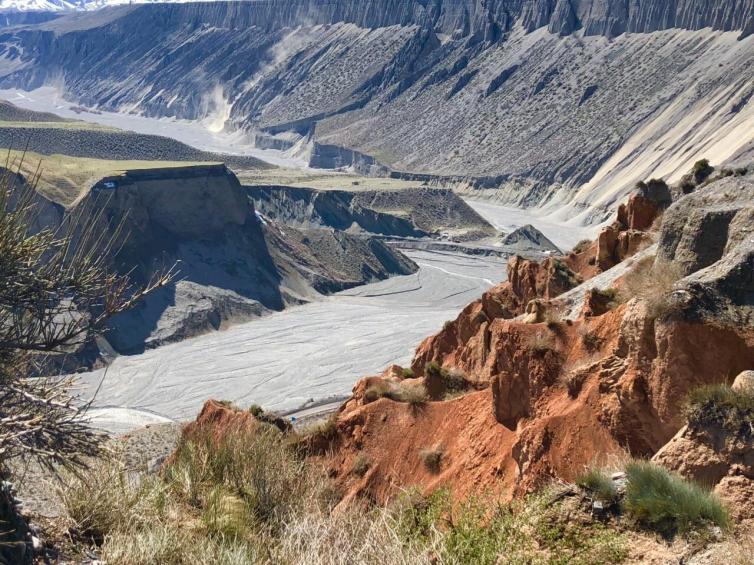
top-left (577, 468), bottom-right (619, 504)
top-left (685, 384), bottom-right (754, 436)
top-left (624, 461), bottom-right (730, 537)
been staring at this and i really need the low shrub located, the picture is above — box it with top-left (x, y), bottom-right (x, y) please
top-left (571, 239), bottom-right (593, 255)
top-left (364, 381), bottom-right (392, 403)
top-left (394, 382), bottom-right (429, 407)
top-left (351, 454), bottom-right (372, 477)
top-left (419, 445), bottom-right (444, 473)
top-left (581, 330), bottom-right (603, 352)
top-left (692, 158), bottom-right (713, 183)
top-left (685, 384), bottom-right (754, 436)
top-left (624, 460), bottom-right (730, 537)
top-left (248, 404), bottom-right (265, 419)
top-left (563, 371), bottom-right (587, 398)
top-left (426, 361), bottom-right (467, 393)
top-left (530, 333), bottom-right (558, 357)
top-left (300, 412), bottom-right (339, 443)
top-left (577, 468), bottom-right (618, 504)
top-left (621, 257), bottom-right (685, 319)
top-left (401, 367), bottom-right (414, 379)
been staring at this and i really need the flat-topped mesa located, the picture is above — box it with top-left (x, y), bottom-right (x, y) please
top-left (43, 164), bottom-right (417, 356)
top-left (87, 164), bottom-right (250, 241)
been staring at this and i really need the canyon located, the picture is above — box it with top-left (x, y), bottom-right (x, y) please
top-left (0, 0), bottom-right (751, 223)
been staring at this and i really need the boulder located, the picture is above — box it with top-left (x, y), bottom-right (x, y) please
top-left (732, 370), bottom-right (754, 394)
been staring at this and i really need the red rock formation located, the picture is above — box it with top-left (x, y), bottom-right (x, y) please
top-left (653, 421), bottom-right (754, 523)
top-left (596, 194), bottom-right (658, 270)
top-left (324, 300), bottom-right (754, 504)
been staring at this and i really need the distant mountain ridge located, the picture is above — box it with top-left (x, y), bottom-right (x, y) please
top-left (0, 0), bottom-right (198, 13)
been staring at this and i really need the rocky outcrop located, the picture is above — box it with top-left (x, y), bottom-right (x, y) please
top-left (652, 384), bottom-right (754, 524)
top-left (596, 193), bottom-right (660, 270)
top-left (502, 224), bottom-right (561, 255)
top-left (36, 165), bottom-right (417, 355)
top-left (312, 180), bottom-right (754, 504)
top-left (657, 174), bottom-right (754, 327)
top-left (248, 185), bottom-right (495, 241)
top-left (1, 2), bottom-right (752, 221)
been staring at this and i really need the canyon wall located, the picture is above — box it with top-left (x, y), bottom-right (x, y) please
top-left (1, 0), bottom-right (752, 221)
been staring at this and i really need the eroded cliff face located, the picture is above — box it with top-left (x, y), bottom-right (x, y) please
top-left (36, 164), bottom-right (417, 354)
top-left (309, 173), bottom-right (754, 506)
top-left (1, 0), bottom-right (752, 222)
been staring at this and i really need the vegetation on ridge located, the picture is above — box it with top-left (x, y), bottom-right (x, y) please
top-left (685, 384), bottom-right (754, 436)
top-left (61, 422), bottom-right (630, 564)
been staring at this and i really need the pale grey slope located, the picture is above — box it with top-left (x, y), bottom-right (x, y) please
top-left (501, 223), bottom-right (561, 254)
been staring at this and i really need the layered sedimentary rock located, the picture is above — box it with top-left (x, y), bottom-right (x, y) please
top-left (0, 1), bottom-right (752, 221)
top-left (248, 185), bottom-right (495, 240)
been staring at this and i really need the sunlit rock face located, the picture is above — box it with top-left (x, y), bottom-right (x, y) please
top-left (1, 0), bottom-right (753, 221)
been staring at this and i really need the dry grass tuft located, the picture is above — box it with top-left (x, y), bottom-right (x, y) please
top-left (621, 257), bottom-right (685, 319)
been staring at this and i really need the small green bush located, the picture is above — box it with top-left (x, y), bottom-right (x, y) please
top-left (248, 404), bottom-right (265, 418)
top-left (401, 367), bottom-right (415, 379)
top-left (692, 158), bottom-right (714, 183)
top-left (577, 468), bottom-right (618, 504)
top-left (685, 384), bottom-right (754, 436)
top-left (624, 461), bottom-right (730, 537)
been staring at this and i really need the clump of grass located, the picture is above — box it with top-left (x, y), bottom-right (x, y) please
top-left (529, 333), bottom-right (557, 357)
top-left (419, 445), bottom-right (444, 474)
top-left (248, 404), bottom-right (265, 419)
top-left (593, 287), bottom-right (620, 307)
top-left (400, 367), bottom-right (414, 379)
top-left (425, 361), bottom-right (467, 394)
top-left (577, 468), bottom-right (618, 504)
top-left (364, 380), bottom-right (392, 403)
top-left (351, 454), bottom-right (372, 477)
top-left (571, 239), bottom-right (593, 255)
top-left (621, 256), bottom-right (685, 319)
top-left (563, 371), bottom-right (587, 397)
top-left (394, 382), bottom-right (429, 407)
top-left (685, 384), bottom-right (754, 436)
top-left (394, 489), bottom-right (628, 564)
top-left (624, 460), bottom-right (730, 538)
top-left (300, 412), bottom-right (338, 442)
top-left (581, 330), bottom-right (603, 352)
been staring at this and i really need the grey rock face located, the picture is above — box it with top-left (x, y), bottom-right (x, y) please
top-left (658, 173), bottom-right (754, 327)
top-left (248, 185), bottom-right (495, 240)
top-left (501, 224), bottom-right (561, 254)
top-left (0, 1), bottom-right (752, 221)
